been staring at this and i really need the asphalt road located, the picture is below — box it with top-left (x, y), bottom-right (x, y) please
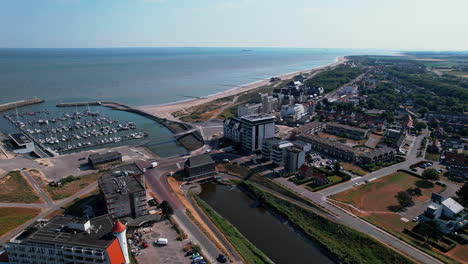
top-left (145, 164), bottom-right (228, 264)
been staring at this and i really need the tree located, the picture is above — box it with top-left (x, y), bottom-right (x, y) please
top-left (305, 154), bottom-right (313, 164)
top-left (456, 182), bottom-right (468, 208)
top-left (160, 200), bottom-right (174, 215)
top-left (257, 192), bottom-right (266, 207)
top-left (333, 162), bottom-right (341, 173)
top-left (414, 121), bottom-right (427, 131)
top-left (395, 191), bottom-right (414, 208)
top-left (407, 187), bottom-right (422, 197)
top-left (422, 168), bottom-right (440, 180)
top-left (419, 220), bottom-right (442, 246)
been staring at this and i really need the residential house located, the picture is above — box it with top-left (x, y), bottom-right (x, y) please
top-left (420, 193), bottom-right (467, 234)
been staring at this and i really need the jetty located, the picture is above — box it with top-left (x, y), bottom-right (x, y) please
top-left (0, 98), bottom-right (44, 112)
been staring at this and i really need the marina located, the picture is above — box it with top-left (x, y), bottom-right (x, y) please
top-left (4, 107), bottom-right (148, 156)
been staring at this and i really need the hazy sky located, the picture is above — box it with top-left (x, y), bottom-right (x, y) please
top-left (1, 0), bottom-right (467, 50)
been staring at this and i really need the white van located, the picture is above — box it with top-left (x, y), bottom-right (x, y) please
top-left (155, 238), bottom-right (168, 245)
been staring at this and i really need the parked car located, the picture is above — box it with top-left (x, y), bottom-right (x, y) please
top-left (185, 249), bottom-right (198, 256)
top-left (217, 254), bottom-right (228, 263)
top-left (205, 149), bottom-right (212, 153)
top-left (155, 238), bottom-right (168, 245)
top-left (193, 256), bottom-right (204, 262)
top-left (412, 216), bottom-right (419, 222)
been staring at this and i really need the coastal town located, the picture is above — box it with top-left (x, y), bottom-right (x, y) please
top-left (0, 53), bottom-right (467, 264)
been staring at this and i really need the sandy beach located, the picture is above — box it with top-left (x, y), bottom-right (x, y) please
top-left (142, 56), bottom-right (347, 121)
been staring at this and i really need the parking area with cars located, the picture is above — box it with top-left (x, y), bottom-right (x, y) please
top-left (308, 152), bottom-right (337, 169)
top-left (135, 219), bottom-right (187, 264)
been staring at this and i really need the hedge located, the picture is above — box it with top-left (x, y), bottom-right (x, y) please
top-left (403, 228), bottom-right (456, 252)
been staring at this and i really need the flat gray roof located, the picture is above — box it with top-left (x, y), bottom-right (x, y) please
top-left (9, 133), bottom-right (32, 145)
top-left (240, 113), bottom-right (276, 122)
top-left (98, 163), bottom-right (145, 198)
top-left (185, 154), bottom-right (215, 167)
top-left (22, 215), bottom-right (115, 249)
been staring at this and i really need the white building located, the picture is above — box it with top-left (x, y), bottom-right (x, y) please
top-left (5, 215), bottom-right (129, 264)
top-left (420, 193), bottom-right (467, 234)
top-left (285, 147), bottom-right (306, 173)
top-left (280, 104), bottom-right (305, 122)
top-left (224, 114), bottom-right (276, 152)
top-left (237, 103), bottom-right (262, 117)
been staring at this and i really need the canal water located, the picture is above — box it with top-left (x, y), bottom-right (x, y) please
top-left (199, 184), bottom-right (336, 264)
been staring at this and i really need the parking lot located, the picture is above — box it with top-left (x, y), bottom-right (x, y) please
top-left (135, 219), bottom-right (188, 264)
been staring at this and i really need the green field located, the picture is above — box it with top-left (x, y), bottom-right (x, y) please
top-left (240, 182), bottom-right (414, 264)
top-left (0, 171), bottom-right (41, 203)
top-left (194, 196), bottom-right (272, 264)
top-left (0, 207), bottom-right (41, 236)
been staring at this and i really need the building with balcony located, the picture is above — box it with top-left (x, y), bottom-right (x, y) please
top-left (224, 114), bottom-right (276, 153)
top-left (5, 215), bottom-right (129, 264)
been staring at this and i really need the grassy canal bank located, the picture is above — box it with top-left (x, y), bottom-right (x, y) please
top-left (239, 181), bottom-right (415, 264)
top-left (193, 195), bottom-right (273, 264)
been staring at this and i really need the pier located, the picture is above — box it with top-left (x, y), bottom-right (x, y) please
top-left (0, 98), bottom-right (44, 112)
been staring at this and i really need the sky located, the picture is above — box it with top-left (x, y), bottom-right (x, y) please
top-left (0, 0), bottom-right (467, 50)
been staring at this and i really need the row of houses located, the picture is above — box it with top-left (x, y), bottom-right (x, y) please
top-left (297, 133), bottom-right (396, 164)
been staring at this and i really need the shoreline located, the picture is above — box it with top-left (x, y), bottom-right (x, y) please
top-left (142, 56), bottom-right (347, 121)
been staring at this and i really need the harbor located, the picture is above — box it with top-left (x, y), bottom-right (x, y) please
top-left (4, 107), bottom-right (148, 156)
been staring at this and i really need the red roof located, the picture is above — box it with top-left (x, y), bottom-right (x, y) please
top-left (299, 164), bottom-right (310, 172)
top-left (112, 220), bottom-right (126, 233)
top-left (0, 251), bottom-right (9, 262)
top-left (106, 238), bottom-right (126, 264)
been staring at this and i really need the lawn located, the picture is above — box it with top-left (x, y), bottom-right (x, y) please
top-left (305, 174), bottom-right (347, 192)
top-left (45, 189), bottom-right (103, 219)
top-left (241, 182), bottom-right (414, 264)
top-left (331, 172), bottom-right (463, 264)
top-left (45, 172), bottom-right (102, 200)
top-left (425, 152), bottom-right (441, 162)
top-left (0, 207), bottom-right (41, 237)
top-left (332, 172), bottom-right (443, 212)
top-left (0, 171), bottom-right (41, 203)
top-left (194, 196), bottom-right (272, 264)
top-left (341, 162), bottom-right (367, 176)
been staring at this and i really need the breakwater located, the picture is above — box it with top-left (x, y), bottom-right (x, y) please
top-left (0, 98), bottom-right (44, 112)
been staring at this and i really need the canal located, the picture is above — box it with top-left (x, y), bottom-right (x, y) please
top-left (199, 183), bottom-right (336, 264)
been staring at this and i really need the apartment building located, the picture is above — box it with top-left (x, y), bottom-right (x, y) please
top-left (224, 114), bottom-right (276, 152)
top-left (298, 134), bottom-right (357, 162)
top-left (237, 103), bottom-right (262, 117)
top-left (5, 215), bottom-right (129, 264)
top-left (325, 122), bottom-right (369, 140)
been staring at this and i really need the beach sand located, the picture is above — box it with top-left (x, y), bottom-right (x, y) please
top-left (142, 56), bottom-right (347, 121)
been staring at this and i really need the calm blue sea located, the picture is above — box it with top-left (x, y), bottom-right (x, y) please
top-left (0, 47), bottom-right (392, 106)
top-left (0, 48), bottom-right (391, 156)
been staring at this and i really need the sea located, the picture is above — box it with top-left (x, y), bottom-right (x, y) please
top-left (0, 48), bottom-right (392, 156)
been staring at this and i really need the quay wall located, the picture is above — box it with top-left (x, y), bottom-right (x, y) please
top-left (0, 98), bottom-right (44, 112)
